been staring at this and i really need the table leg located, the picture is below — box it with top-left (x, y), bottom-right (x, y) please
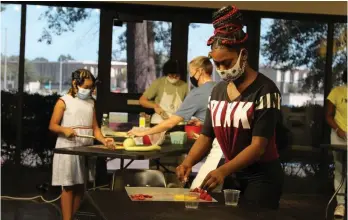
top-left (155, 159), bottom-right (175, 174)
top-left (325, 153), bottom-right (347, 220)
top-left (124, 159), bottom-right (134, 169)
top-left (111, 159), bottom-right (134, 191)
top-left (120, 159), bottom-right (124, 170)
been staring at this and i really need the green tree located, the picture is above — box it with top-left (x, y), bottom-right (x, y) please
top-left (33, 57), bottom-right (49, 62)
top-left (38, 7), bottom-right (174, 92)
top-left (262, 20), bottom-right (347, 93)
top-left (1, 55), bottom-right (38, 89)
top-left (57, 54), bottom-right (75, 62)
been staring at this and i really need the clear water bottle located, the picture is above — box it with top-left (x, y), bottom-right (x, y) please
top-left (101, 113), bottom-right (109, 136)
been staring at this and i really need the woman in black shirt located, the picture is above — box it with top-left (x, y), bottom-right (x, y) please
top-left (176, 5), bottom-right (284, 209)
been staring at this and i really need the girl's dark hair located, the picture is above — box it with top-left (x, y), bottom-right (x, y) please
top-left (162, 59), bottom-right (180, 76)
top-left (342, 70), bottom-right (347, 84)
top-left (207, 5), bottom-right (248, 52)
top-left (69, 69), bottom-right (96, 97)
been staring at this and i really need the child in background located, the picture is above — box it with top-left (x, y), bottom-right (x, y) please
top-left (49, 69), bottom-right (114, 220)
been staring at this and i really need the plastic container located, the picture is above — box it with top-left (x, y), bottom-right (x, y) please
top-left (101, 113), bottom-right (109, 136)
top-left (185, 125), bottom-right (202, 139)
top-left (132, 127), bottom-right (166, 146)
top-left (170, 131), bottom-right (187, 145)
top-left (139, 112), bottom-right (146, 128)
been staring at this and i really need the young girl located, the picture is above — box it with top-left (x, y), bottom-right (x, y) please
top-left (49, 69), bottom-right (114, 220)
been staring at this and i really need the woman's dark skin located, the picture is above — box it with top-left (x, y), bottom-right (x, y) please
top-left (176, 46), bottom-right (269, 191)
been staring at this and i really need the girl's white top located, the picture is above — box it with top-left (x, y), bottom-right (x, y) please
top-left (52, 94), bottom-right (96, 186)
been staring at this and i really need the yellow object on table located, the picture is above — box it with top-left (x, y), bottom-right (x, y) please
top-left (174, 194), bottom-right (197, 201)
top-left (125, 145), bottom-right (161, 152)
top-left (174, 194), bottom-right (185, 201)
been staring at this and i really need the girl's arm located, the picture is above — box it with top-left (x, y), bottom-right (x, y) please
top-left (49, 99), bottom-right (76, 137)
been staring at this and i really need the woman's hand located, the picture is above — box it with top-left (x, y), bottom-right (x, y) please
top-left (63, 128), bottom-right (77, 138)
top-left (336, 128), bottom-right (347, 141)
top-left (176, 164), bottom-right (192, 183)
top-left (200, 168), bottom-right (227, 192)
top-left (102, 138), bottom-right (115, 149)
top-left (128, 129), bottom-right (146, 137)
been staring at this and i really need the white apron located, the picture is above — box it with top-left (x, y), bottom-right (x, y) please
top-left (52, 95), bottom-right (96, 186)
top-left (191, 139), bottom-right (224, 190)
top-left (151, 80), bottom-right (183, 124)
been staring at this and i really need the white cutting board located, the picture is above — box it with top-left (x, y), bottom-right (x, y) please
top-left (125, 187), bottom-right (217, 202)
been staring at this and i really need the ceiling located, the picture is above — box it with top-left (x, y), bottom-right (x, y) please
top-left (115, 1), bottom-right (347, 16)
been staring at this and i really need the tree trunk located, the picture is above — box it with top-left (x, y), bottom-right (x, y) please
top-left (128, 21), bottom-right (157, 93)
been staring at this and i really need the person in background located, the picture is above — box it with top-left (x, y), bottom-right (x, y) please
top-left (176, 5), bottom-right (284, 209)
top-left (139, 59), bottom-right (188, 128)
top-left (129, 56), bottom-right (215, 137)
top-left (325, 70), bottom-right (347, 218)
top-left (49, 69), bottom-right (114, 220)
top-left (129, 56), bottom-right (223, 187)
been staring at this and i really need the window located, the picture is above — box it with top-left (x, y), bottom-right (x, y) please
top-left (1, 4), bottom-right (21, 92)
top-left (187, 23), bottom-right (247, 89)
top-left (259, 18), bottom-right (327, 107)
top-left (1, 4), bottom-right (21, 165)
top-left (110, 21), bottom-right (172, 94)
top-left (332, 23), bottom-right (347, 86)
top-left (24, 6), bottom-right (100, 95)
top-left (259, 18), bottom-right (328, 147)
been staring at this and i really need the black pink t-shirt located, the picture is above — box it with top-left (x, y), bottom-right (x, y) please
top-left (201, 73), bottom-right (280, 163)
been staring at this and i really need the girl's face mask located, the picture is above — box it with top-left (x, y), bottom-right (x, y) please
top-left (77, 87), bottom-right (91, 100)
top-left (215, 49), bottom-right (247, 83)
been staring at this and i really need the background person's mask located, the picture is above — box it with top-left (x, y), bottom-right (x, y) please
top-left (166, 76), bottom-right (179, 84)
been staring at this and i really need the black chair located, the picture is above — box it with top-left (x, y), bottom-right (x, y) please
top-left (111, 169), bottom-right (167, 191)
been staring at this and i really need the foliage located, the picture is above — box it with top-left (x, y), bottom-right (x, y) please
top-left (58, 54), bottom-right (75, 62)
top-left (1, 55), bottom-right (39, 84)
top-left (33, 57), bottom-right (49, 62)
top-left (262, 20), bottom-right (347, 94)
top-left (1, 91), bottom-right (59, 166)
top-left (38, 7), bottom-right (93, 44)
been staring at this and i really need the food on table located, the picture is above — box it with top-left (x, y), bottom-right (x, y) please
top-left (174, 194), bottom-right (198, 201)
top-left (112, 131), bottom-right (129, 137)
top-left (123, 138), bottom-right (136, 147)
top-left (125, 145), bottom-right (161, 152)
top-left (190, 188), bottom-right (213, 202)
top-left (174, 194), bottom-right (185, 201)
top-left (130, 194), bottom-right (153, 200)
top-left (143, 135), bottom-right (152, 145)
top-left (114, 145), bottom-right (125, 150)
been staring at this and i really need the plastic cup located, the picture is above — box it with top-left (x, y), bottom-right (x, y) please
top-left (184, 192), bottom-right (200, 209)
top-left (223, 189), bottom-right (240, 206)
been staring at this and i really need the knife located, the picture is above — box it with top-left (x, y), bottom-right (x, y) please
top-left (77, 134), bottom-right (96, 139)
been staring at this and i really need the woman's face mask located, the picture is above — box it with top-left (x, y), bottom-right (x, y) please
top-left (215, 50), bottom-right (246, 83)
top-left (77, 86), bottom-right (91, 100)
top-left (190, 69), bottom-right (201, 87)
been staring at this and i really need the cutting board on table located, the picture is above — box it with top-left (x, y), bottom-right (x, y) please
top-left (125, 187), bottom-right (218, 202)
